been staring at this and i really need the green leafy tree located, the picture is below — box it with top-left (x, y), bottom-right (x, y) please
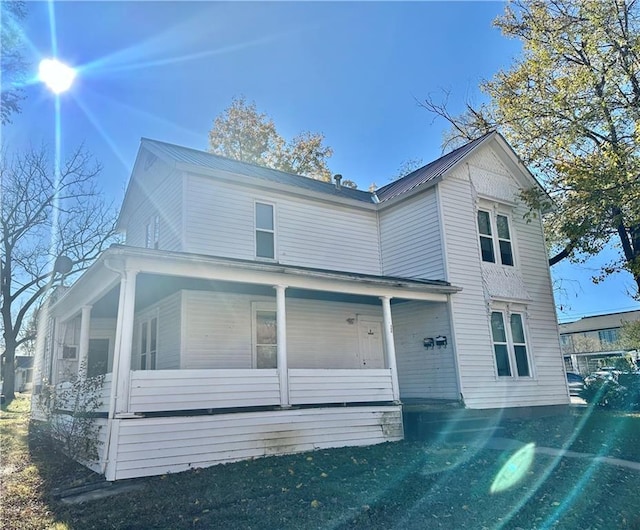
top-left (1, 146), bottom-right (117, 403)
top-left (208, 96), bottom-right (344, 184)
top-left (1, 0), bottom-right (27, 124)
top-left (423, 0), bottom-right (640, 297)
top-left (619, 319), bottom-right (640, 351)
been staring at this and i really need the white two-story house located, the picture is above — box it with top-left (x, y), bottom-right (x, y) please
top-left (33, 131), bottom-right (569, 480)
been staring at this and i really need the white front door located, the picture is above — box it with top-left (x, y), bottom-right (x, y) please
top-left (357, 319), bottom-right (385, 368)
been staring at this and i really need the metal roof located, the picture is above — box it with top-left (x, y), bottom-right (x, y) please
top-left (375, 132), bottom-right (495, 203)
top-left (141, 138), bottom-right (375, 203)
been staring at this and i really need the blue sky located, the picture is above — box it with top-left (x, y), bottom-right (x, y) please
top-left (4, 1), bottom-right (639, 322)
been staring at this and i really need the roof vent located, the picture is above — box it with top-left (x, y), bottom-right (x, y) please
top-left (333, 174), bottom-right (343, 190)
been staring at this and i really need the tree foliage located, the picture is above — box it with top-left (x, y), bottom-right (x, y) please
top-left (1, 146), bottom-right (117, 402)
top-left (423, 0), bottom-right (640, 296)
top-left (1, 1), bottom-right (27, 124)
top-left (619, 319), bottom-right (640, 350)
top-left (208, 96), bottom-right (345, 184)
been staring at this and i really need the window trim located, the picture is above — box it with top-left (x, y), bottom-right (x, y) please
top-left (477, 208), bottom-right (515, 267)
top-left (490, 307), bottom-right (533, 379)
top-left (254, 201), bottom-right (276, 261)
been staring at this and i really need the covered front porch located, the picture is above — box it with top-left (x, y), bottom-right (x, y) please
top-left (36, 245), bottom-right (461, 479)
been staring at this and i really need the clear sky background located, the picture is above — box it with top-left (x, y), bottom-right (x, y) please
top-left (4, 1), bottom-right (639, 323)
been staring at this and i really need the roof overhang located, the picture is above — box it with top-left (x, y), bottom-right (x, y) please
top-left (50, 245), bottom-right (461, 320)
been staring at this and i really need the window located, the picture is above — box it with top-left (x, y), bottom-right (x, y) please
top-left (140, 317), bottom-right (157, 370)
top-left (145, 216), bottom-right (159, 249)
top-left (598, 328), bottom-right (619, 345)
top-left (255, 202), bottom-right (275, 259)
top-left (153, 215), bottom-right (159, 249)
top-left (496, 215), bottom-right (514, 266)
top-left (491, 312), bottom-right (511, 376)
top-left (477, 211), bottom-right (495, 263)
top-left (62, 345), bottom-right (78, 359)
top-left (477, 210), bottom-right (514, 266)
top-left (253, 304), bottom-right (277, 368)
top-left (491, 310), bottom-right (531, 378)
top-left (559, 334), bottom-right (574, 354)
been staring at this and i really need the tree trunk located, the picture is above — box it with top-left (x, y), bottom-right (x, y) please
top-left (2, 341), bottom-right (17, 403)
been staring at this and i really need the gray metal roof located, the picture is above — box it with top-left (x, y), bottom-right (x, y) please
top-left (375, 132), bottom-right (495, 203)
top-left (141, 138), bottom-right (375, 203)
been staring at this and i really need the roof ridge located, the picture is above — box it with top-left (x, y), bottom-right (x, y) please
top-left (141, 137), bottom-right (373, 194)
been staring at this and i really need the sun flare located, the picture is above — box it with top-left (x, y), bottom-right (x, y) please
top-left (38, 58), bottom-right (76, 94)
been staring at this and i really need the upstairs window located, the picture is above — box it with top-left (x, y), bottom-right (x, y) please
top-left (496, 215), bottom-right (514, 266)
top-left (477, 210), bottom-right (514, 266)
top-left (478, 211), bottom-right (495, 263)
top-left (490, 310), bottom-right (531, 378)
top-left (255, 202), bottom-right (275, 259)
top-left (145, 216), bottom-right (160, 249)
top-left (598, 328), bottom-right (619, 345)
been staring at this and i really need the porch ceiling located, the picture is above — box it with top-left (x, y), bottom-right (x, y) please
top-left (52, 245), bottom-right (461, 319)
top-left (90, 274), bottom-right (415, 319)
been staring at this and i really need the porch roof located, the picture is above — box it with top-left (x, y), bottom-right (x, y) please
top-left (50, 245), bottom-right (461, 319)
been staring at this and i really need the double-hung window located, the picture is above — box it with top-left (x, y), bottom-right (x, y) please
top-left (140, 317), bottom-right (158, 370)
top-left (477, 210), bottom-right (514, 266)
top-left (490, 310), bottom-right (531, 378)
top-left (255, 202), bottom-right (275, 259)
top-left (145, 215), bottom-right (160, 249)
top-left (252, 303), bottom-right (277, 368)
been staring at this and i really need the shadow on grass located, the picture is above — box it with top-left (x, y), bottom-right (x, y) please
top-left (5, 399), bottom-right (639, 530)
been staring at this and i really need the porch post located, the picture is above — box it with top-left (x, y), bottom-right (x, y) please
top-left (77, 305), bottom-right (92, 377)
top-left (380, 296), bottom-right (400, 403)
top-left (275, 285), bottom-right (289, 407)
top-left (113, 269), bottom-right (138, 417)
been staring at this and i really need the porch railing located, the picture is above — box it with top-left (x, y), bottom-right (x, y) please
top-left (119, 368), bottom-right (394, 414)
top-left (288, 369), bottom-right (394, 405)
top-left (128, 369), bottom-right (281, 413)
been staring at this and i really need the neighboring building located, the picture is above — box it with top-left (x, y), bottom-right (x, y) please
top-left (15, 356), bottom-right (34, 392)
top-left (559, 310), bottom-right (640, 374)
top-left (33, 131), bottom-right (569, 481)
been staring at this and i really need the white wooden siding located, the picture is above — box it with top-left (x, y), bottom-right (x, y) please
top-left (182, 290), bottom-right (254, 369)
top-left (129, 369), bottom-right (280, 412)
top-left (392, 301), bottom-right (458, 400)
top-left (132, 292), bottom-right (181, 371)
top-left (123, 159), bottom-right (182, 251)
top-left (97, 373), bottom-right (112, 413)
top-left (286, 298), bottom-right (383, 369)
top-left (440, 147), bottom-right (569, 409)
top-left (183, 174), bottom-right (381, 274)
top-left (182, 291), bottom-right (384, 370)
top-left (379, 189), bottom-right (445, 280)
top-left (110, 406), bottom-right (403, 480)
top-left (289, 369), bottom-right (393, 404)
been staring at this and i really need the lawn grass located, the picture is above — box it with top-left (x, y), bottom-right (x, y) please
top-left (501, 407), bottom-right (640, 462)
top-left (2, 395), bottom-right (640, 530)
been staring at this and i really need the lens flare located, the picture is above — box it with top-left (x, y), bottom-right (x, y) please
top-left (38, 58), bottom-right (76, 94)
top-left (490, 442), bottom-right (535, 494)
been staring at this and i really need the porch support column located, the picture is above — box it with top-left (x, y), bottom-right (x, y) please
top-left (380, 296), bottom-right (400, 403)
top-left (275, 285), bottom-right (289, 407)
top-left (112, 269), bottom-right (138, 417)
top-left (77, 305), bottom-right (92, 377)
